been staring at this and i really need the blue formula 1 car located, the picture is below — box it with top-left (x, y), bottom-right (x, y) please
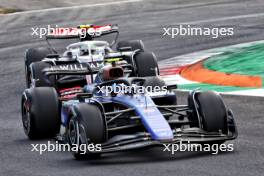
top-left (21, 63), bottom-right (237, 159)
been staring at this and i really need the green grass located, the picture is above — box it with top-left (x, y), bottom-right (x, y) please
top-left (204, 44), bottom-right (264, 78)
top-left (178, 83), bottom-right (253, 92)
top-left (0, 7), bottom-right (20, 14)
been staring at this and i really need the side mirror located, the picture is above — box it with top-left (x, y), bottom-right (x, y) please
top-left (46, 54), bottom-right (60, 58)
top-left (118, 46), bottom-right (132, 52)
top-left (166, 84), bottom-right (177, 91)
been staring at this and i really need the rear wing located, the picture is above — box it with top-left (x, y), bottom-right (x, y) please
top-left (43, 63), bottom-right (98, 76)
top-left (42, 62), bottom-right (132, 84)
top-left (45, 24), bottom-right (119, 53)
top-left (42, 63), bottom-right (98, 85)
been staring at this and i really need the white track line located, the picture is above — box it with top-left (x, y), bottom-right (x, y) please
top-left (223, 89), bottom-right (264, 97)
top-left (0, 0), bottom-right (142, 16)
top-left (1, 0), bottom-right (263, 27)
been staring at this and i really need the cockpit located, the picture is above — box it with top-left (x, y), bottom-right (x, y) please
top-left (62, 41), bottom-right (111, 61)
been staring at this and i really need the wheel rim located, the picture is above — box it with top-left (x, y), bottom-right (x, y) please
top-left (68, 118), bottom-right (89, 154)
top-left (68, 118), bottom-right (77, 145)
top-left (79, 124), bottom-right (88, 145)
top-left (22, 99), bottom-right (31, 134)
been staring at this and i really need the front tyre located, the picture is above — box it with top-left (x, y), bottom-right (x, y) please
top-left (134, 52), bottom-right (159, 77)
top-left (196, 91), bottom-right (228, 134)
top-left (68, 104), bottom-right (107, 160)
top-left (188, 91), bottom-right (228, 145)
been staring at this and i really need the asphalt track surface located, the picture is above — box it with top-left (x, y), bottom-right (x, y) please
top-left (1, 0), bottom-right (264, 175)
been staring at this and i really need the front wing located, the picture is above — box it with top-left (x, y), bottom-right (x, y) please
top-left (89, 114), bottom-right (237, 154)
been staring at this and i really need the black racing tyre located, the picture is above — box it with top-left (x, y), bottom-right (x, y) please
top-left (116, 41), bottom-right (129, 51)
top-left (24, 48), bottom-right (52, 87)
top-left (25, 48), bottom-right (52, 66)
top-left (128, 40), bottom-right (145, 51)
top-left (187, 92), bottom-right (198, 127)
top-left (30, 61), bottom-right (54, 87)
top-left (134, 52), bottom-right (159, 77)
top-left (142, 76), bottom-right (166, 88)
top-left (21, 87), bottom-right (60, 139)
top-left (68, 104), bottom-right (106, 160)
top-left (116, 40), bottom-right (145, 51)
top-left (195, 91), bottom-right (228, 134)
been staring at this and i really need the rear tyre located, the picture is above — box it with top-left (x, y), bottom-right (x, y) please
top-left (116, 40), bottom-right (144, 51)
top-left (25, 48), bottom-right (52, 87)
top-left (30, 61), bottom-right (54, 87)
top-left (134, 52), bottom-right (159, 77)
top-left (21, 87), bottom-right (60, 139)
top-left (68, 104), bottom-right (106, 160)
top-left (25, 48), bottom-right (51, 66)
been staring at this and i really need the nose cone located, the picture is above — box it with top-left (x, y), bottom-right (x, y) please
top-left (152, 129), bottom-right (174, 141)
top-left (113, 95), bottom-right (174, 142)
top-left (133, 96), bottom-right (174, 141)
